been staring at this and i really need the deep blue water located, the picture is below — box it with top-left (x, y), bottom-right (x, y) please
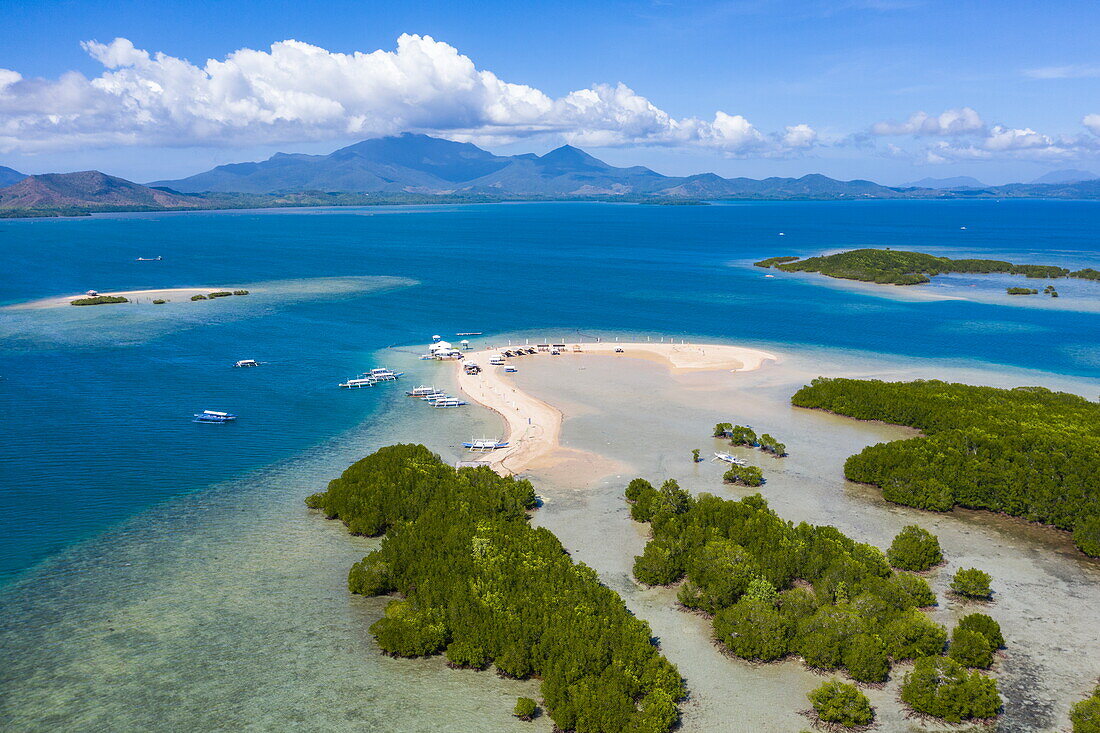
top-left (0, 200), bottom-right (1097, 582)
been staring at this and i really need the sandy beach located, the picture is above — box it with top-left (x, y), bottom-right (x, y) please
top-left (6, 286), bottom-right (253, 310)
top-left (453, 341), bottom-right (779, 477)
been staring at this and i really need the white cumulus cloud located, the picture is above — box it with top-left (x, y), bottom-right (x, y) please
top-left (0, 34), bottom-right (815, 157)
top-left (1083, 114), bottom-right (1100, 136)
top-left (871, 107), bottom-right (985, 136)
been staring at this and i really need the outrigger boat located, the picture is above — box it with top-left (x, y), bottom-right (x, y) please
top-left (421, 391), bottom-right (449, 401)
top-left (340, 377), bottom-right (377, 388)
top-left (713, 452), bottom-right (748, 466)
top-left (405, 385), bottom-right (438, 396)
top-left (462, 439), bottom-right (509, 451)
top-left (362, 367), bottom-right (404, 381)
top-left (431, 398), bottom-right (468, 408)
top-left (136, 256), bottom-right (163, 261)
top-left (233, 359), bottom-right (260, 368)
top-left (194, 410), bottom-right (237, 423)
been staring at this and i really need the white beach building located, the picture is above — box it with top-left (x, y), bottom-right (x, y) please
top-left (428, 339), bottom-right (463, 360)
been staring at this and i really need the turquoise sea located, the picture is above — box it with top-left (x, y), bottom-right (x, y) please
top-left (0, 200), bottom-right (1098, 730)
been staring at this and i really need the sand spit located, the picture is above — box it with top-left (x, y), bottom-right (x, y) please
top-left (6, 287), bottom-right (253, 310)
top-left (454, 341), bottom-right (779, 477)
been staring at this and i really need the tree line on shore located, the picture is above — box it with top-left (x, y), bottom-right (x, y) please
top-left (791, 377), bottom-right (1100, 557)
top-left (625, 479), bottom-right (1002, 726)
top-left (307, 444), bottom-right (685, 733)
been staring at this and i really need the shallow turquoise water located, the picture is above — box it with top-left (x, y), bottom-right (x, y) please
top-left (1, 200), bottom-right (1098, 731)
top-left (0, 200), bottom-right (1097, 583)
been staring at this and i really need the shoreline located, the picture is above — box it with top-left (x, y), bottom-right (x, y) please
top-left (453, 341), bottom-right (779, 477)
top-left (5, 286), bottom-right (254, 310)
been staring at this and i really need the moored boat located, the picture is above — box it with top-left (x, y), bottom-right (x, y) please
top-left (431, 398), bottom-right (468, 408)
top-left (193, 410), bottom-right (237, 423)
top-left (340, 377), bottom-right (377, 388)
top-left (405, 385), bottom-right (438, 396)
top-left (363, 367), bottom-right (403, 381)
top-left (462, 439), bottom-right (509, 451)
top-left (713, 452), bottom-right (748, 466)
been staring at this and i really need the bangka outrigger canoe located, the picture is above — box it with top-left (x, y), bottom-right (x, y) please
top-left (194, 410), bottom-right (237, 423)
top-left (712, 452), bottom-right (748, 466)
top-left (462, 439), bottom-right (509, 451)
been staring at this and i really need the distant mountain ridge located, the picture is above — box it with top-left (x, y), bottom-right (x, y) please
top-left (0, 171), bottom-right (201, 211)
top-left (7, 134), bottom-right (1100, 217)
top-left (1030, 169), bottom-right (1099, 185)
top-left (0, 165), bottom-right (25, 188)
top-left (151, 133), bottom-right (903, 199)
top-left (903, 176), bottom-right (986, 189)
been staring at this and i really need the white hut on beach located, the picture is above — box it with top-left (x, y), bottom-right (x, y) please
top-left (429, 339), bottom-right (463, 360)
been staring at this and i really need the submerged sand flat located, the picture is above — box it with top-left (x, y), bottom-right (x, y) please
top-left (454, 341), bottom-right (779, 477)
top-left (499, 348), bottom-right (1100, 731)
top-left (7, 287), bottom-right (252, 310)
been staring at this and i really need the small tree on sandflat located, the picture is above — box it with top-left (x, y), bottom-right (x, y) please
top-left (886, 525), bottom-right (943, 571)
top-left (951, 568), bottom-right (993, 600)
top-left (808, 680), bottom-right (874, 728)
top-left (513, 697), bottom-right (537, 721)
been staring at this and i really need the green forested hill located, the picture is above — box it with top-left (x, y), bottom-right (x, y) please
top-left (791, 378), bottom-right (1100, 555)
top-left (307, 444), bottom-right (685, 733)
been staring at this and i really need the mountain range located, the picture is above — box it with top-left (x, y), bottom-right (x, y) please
top-left (149, 134), bottom-right (905, 198)
top-left (902, 176), bottom-right (987, 189)
top-left (0, 165), bottom-right (26, 188)
top-left (1029, 169), bottom-right (1099, 185)
top-left (5, 134), bottom-right (1100, 216)
top-left (0, 170), bottom-right (200, 211)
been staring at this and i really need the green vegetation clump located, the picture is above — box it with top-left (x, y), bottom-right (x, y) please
top-left (713, 424), bottom-right (786, 456)
top-left (513, 697), bottom-right (538, 721)
top-left (886, 525), bottom-right (943, 571)
top-left (791, 378), bottom-right (1100, 555)
top-left (1071, 685), bottom-right (1100, 733)
top-left (308, 445), bottom-right (685, 733)
top-left (808, 680), bottom-right (874, 728)
top-left (951, 568), bottom-right (993, 600)
top-left (762, 248), bottom-right (1083, 286)
top-left (899, 656), bottom-right (1001, 723)
top-left (727, 425), bottom-right (757, 446)
top-left (754, 255), bottom-right (800, 268)
top-left (190, 294), bottom-right (208, 301)
top-left (208, 291), bottom-right (233, 298)
top-left (70, 295), bottom-right (128, 306)
top-left (232, 289), bottom-right (250, 295)
top-left (759, 433), bottom-right (786, 456)
top-left (1071, 268), bottom-right (1100, 281)
top-left (723, 465), bottom-right (764, 487)
top-left (956, 613), bottom-right (1004, 650)
top-left (1007, 287), bottom-right (1038, 295)
top-left (626, 485), bottom-right (943, 682)
top-left (1074, 516), bottom-right (1100, 557)
top-left (152, 298), bottom-right (167, 304)
top-left (948, 628), bottom-right (993, 668)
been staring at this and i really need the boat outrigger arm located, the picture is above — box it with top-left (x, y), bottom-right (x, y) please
top-left (462, 439), bottom-right (509, 451)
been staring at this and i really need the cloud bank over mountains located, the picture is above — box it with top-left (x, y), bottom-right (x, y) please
top-left (0, 34), bottom-right (813, 157)
top-left (869, 106), bottom-right (1100, 163)
top-left (0, 33), bottom-right (1096, 168)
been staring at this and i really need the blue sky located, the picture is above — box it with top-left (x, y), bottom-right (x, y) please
top-left (2, 0), bottom-right (1099, 184)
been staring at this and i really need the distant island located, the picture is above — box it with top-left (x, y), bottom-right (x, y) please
top-left (755, 248), bottom-right (1100, 286)
top-left (5, 134), bottom-right (1100, 218)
